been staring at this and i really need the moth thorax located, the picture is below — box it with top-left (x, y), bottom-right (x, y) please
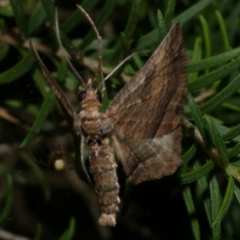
top-left (82, 98), bottom-right (101, 111)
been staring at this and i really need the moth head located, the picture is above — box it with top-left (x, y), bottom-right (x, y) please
top-left (78, 89), bottom-right (102, 102)
top-left (78, 79), bottom-right (102, 110)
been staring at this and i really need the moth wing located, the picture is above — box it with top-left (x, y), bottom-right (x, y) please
top-left (112, 127), bottom-right (182, 184)
top-left (29, 41), bottom-right (75, 123)
top-left (30, 42), bottom-right (90, 181)
top-left (106, 24), bottom-right (187, 184)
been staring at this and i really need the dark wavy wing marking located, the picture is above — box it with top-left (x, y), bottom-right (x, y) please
top-left (106, 23), bottom-right (187, 139)
top-left (106, 24), bottom-right (187, 184)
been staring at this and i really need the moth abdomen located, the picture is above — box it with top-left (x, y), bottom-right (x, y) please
top-left (90, 164), bottom-right (117, 175)
top-left (89, 143), bottom-right (120, 226)
top-left (98, 191), bottom-right (120, 205)
top-left (95, 184), bottom-right (119, 193)
top-left (100, 204), bottom-right (119, 215)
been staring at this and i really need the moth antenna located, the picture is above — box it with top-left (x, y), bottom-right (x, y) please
top-left (102, 52), bottom-right (140, 83)
top-left (55, 8), bottom-right (86, 88)
top-left (76, 5), bottom-right (105, 94)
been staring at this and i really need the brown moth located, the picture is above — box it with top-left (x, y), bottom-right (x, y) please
top-left (29, 7), bottom-right (187, 227)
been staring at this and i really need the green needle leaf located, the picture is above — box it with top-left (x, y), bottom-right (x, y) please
top-left (212, 176), bottom-right (234, 227)
top-left (0, 175), bottom-right (13, 226)
top-left (0, 52), bottom-right (35, 84)
top-left (182, 186), bottom-right (200, 240)
top-left (206, 117), bottom-right (229, 167)
top-left (58, 218), bottom-right (76, 240)
top-left (180, 161), bottom-right (214, 184)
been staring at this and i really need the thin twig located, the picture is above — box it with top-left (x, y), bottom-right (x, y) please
top-left (182, 117), bottom-right (240, 182)
top-left (0, 230), bottom-right (30, 240)
top-left (0, 107), bottom-right (30, 131)
top-left (55, 8), bottom-right (86, 88)
top-left (103, 52), bottom-right (139, 82)
top-left (1, 34), bottom-right (132, 83)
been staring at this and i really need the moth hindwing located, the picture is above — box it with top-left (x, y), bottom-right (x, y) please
top-left (30, 8), bottom-right (187, 227)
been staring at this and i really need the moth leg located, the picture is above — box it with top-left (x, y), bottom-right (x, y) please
top-left (80, 133), bottom-right (91, 183)
top-left (73, 114), bottom-right (91, 183)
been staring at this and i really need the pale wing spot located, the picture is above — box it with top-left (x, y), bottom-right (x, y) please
top-left (145, 135), bottom-right (174, 167)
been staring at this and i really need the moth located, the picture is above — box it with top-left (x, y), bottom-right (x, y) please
top-left (29, 6), bottom-right (187, 227)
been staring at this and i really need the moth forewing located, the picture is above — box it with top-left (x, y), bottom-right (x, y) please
top-left (106, 23), bottom-right (187, 185)
top-left (29, 41), bottom-right (75, 121)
